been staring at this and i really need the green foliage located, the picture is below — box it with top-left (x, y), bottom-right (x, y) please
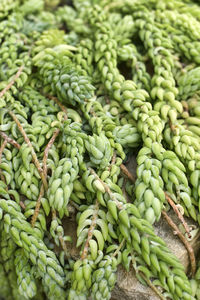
top-left (1, 1), bottom-right (200, 300)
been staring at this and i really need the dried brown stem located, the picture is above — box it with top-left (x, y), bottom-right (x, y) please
top-left (120, 163), bottom-right (135, 183)
top-left (89, 108), bottom-right (97, 117)
top-left (52, 209), bottom-right (56, 219)
top-left (139, 272), bottom-right (166, 300)
top-left (9, 111), bottom-right (48, 190)
top-left (0, 140), bottom-right (7, 161)
top-left (108, 152), bottom-right (116, 171)
top-left (0, 140), bottom-right (7, 185)
top-left (89, 167), bottom-right (123, 210)
top-left (81, 200), bottom-right (99, 260)
top-left (43, 129), bottom-right (60, 177)
top-left (112, 238), bottom-right (125, 258)
top-left (31, 185), bottom-right (45, 227)
top-left (0, 131), bottom-right (20, 149)
top-left (31, 129), bottom-right (60, 227)
top-left (0, 65), bottom-right (24, 98)
top-left (162, 210), bottom-right (196, 276)
top-left (165, 192), bottom-right (191, 238)
top-left (19, 201), bottom-right (26, 210)
top-left (48, 95), bottom-right (68, 120)
top-left (170, 122), bottom-right (178, 133)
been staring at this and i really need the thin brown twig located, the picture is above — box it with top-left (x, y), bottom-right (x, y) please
top-left (89, 167), bottom-right (123, 210)
top-left (52, 209), bottom-right (57, 219)
top-left (89, 107), bottom-right (97, 117)
top-left (120, 163), bottom-right (135, 183)
top-left (0, 140), bottom-right (7, 160)
top-left (31, 129), bottom-right (60, 227)
top-left (108, 152), bottom-right (116, 171)
top-left (81, 200), bottom-right (99, 260)
top-left (0, 131), bottom-right (20, 149)
top-left (19, 201), bottom-right (26, 210)
top-left (139, 272), bottom-right (166, 300)
top-left (0, 140), bottom-right (7, 185)
top-left (48, 95), bottom-right (68, 120)
top-left (112, 238), bottom-right (125, 258)
top-left (0, 65), bottom-right (24, 98)
top-left (170, 121), bottom-right (178, 133)
top-left (165, 192), bottom-right (191, 238)
top-left (43, 128), bottom-right (60, 177)
top-left (9, 110), bottom-right (48, 190)
top-left (31, 185), bottom-right (45, 227)
top-left (162, 210), bottom-right (196, 276)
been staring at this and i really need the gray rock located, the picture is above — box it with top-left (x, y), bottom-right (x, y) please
top-left (111, 210), bottom-right (200, 300)
top-left (112, 265), bottom-right (160, 300)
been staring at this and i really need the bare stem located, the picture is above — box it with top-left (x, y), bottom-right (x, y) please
top-left (47, 95), bottom-right (68, 120)
top-left (0, 65), bottom-right (24, 98)
top-left (31, 185), bottom-right (45, 227)
top-left (165, 192), bottom-right (191, 238)
top-left (108, 152), bottom-right (116, 171)
top-left (112, 238), bottom-right (125, 258)
top-left (43, 129), bottom-right (60, 177)
top-left (19, 201), bottom-right (26, 210)
top-left (162, 210), bottom-right (196, 276)
top-left (9, 111), bottom-right (48, 190)
top-left (0, 131), bottom-right (20, 149)
top-left (0, 140), bottom-right (7, 185)
top-left (120, 163), bottom-right (135, 183)
top-left (31, 129), bottom-right (60, 227)
top-left (81, 200), bottom-right (99, 260)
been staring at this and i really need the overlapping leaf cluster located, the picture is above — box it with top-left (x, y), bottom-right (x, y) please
top-left (1, 0), bottom-right (200, 299)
